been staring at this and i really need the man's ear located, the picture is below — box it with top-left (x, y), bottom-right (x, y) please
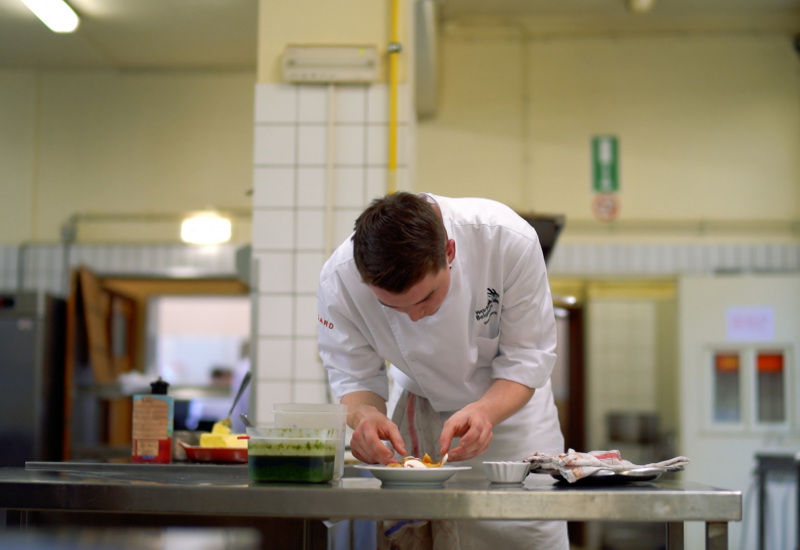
top-left (446, 239), bottom-right (456, 265)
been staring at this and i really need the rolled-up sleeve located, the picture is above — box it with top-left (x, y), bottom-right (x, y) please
top-left (491, 231), bottom-right (557, 389)
top-left (317, 273), bottom-right (390, 401)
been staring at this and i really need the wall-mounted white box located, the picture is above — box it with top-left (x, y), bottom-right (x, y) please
top-left (282, 45), bottom-right (380, 83)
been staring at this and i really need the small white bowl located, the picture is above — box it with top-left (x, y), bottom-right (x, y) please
top-left (482, 461), bottom-right (531, 484)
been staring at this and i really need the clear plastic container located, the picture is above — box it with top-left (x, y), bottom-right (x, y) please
top-left (246, 427), bottom-right (341, 483)
top-left (273, 403), bottom-right (348, 480)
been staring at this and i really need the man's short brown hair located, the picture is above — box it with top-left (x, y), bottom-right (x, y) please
top-left (352, 192), bottom-right (448, 293)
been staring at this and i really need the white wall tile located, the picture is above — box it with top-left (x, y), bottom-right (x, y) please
top-left (254, 125), bottom-right (296, 165)
top-left (333, 209), bottom-right (361, 246)
top-left (296, 209), bottom-right (325, 250)
top-left (294, 338), bottom-right (325, 380)
top-left (253, 167), bottom-right (295, 208)
top-left (257, 295), bottom-right (294, 337)
top-left (255, 252), bottom-right (293, 292)
top-left (367, 83), bottom-right (410, 124)
top-left (297, 167), bottom-right (327, 208)
top-left (366, 124), bottom-right (408, 166)
top-left (366, 167), bottom-right (388, 199)
top-left (334, 167), bottom-right (365, 207)
top-left (252, 210), bottom-right (294, 251)
top-left (295, 252), bottom-right (325, 293)
top-left (293, 381), bottom-right (331, 403)
top-left (373, 166), bottom-right (411, 194)
top-left (294, 295), bottom-right (318, 338)
top-left (297, 125), bottom-right (327, 165)
top-left (255, 337), bottom-right (294, 379)
top-left (335, 85), bottom-right (367, 123)
top-left (399, 83), bottom-right (411, 125)
top-left (335, 125), bottom-right (366, 166)
top-left (366, 84), bottom-right (388, 123)
top-left (254, 84), bottom-right (297, 123)
top-left (298, 85), bottom-right (328, 123)
top-left (255, 380), bottom-right (292, 423)
top-left (396, 166), bottom-right (411, 192)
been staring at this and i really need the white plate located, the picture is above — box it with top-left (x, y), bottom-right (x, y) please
top-left (355, 464), bottom-right (471, 486)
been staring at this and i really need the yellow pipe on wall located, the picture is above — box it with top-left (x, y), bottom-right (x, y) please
top-left (387, 0), bottom-right (400, 194)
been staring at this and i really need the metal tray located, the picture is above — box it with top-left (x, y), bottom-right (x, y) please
top-left (532, 466), bottom-right (664, 485)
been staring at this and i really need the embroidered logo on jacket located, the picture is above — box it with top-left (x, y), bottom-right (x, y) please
top-left (475, 288), bottom-right (499, 324)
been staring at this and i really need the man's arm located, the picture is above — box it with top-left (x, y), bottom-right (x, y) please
top-left (438, 379), bottom-right (534, 461)
top-left (342, 391), bottom-right (408, 465)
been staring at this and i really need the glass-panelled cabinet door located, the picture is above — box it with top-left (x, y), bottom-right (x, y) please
top-left (712, 350), bottom-right (743, 425)
top-left (753, 349), bottom-right (789, 428)
top-left (707, 345), bottom-right (793, 432)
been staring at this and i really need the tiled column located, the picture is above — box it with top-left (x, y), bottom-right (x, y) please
top-left (250, 82), bottom-right (411, 421)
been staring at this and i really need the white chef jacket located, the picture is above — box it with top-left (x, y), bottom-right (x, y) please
top-left (318, 194), bottom-right (567, 549)
top-left (317, 194), bottom-right (559, 413)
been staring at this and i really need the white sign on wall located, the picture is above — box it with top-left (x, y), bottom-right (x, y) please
top-left (726, 306), bottom-right (775, 342)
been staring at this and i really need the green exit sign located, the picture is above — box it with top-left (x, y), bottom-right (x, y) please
top-left (592, 136), bottom-right (619, 193)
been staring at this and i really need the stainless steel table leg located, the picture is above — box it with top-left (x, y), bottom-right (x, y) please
top-left (666, 522), bottom-right (684, 550)
top-left (706, 521), bottom-right (728, 550)
top-left (302, 518), bottom-right (311, 550)
top-left (3, 510), bottom-right (26, 528)
top-left (758, 467), bottom-right (767, 550)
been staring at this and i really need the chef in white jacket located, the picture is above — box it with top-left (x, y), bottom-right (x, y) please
top-left (317, 192), bottom-right (568, 549)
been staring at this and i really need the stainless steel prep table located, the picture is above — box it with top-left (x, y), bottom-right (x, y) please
top-left (1, 462), bottom-right (740, 550)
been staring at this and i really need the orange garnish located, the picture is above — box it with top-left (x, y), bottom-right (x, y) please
top-left (397, 454), bottom-right (444, 468)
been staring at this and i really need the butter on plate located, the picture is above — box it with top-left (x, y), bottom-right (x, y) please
top-left (199, 432), bottom-right (248, 449)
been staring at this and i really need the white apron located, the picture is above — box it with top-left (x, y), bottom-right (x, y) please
top-left (379, 383), bottom-right (569, 550)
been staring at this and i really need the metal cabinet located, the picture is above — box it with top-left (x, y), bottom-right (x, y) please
top-left (0, 292), bottom-right (66, 466)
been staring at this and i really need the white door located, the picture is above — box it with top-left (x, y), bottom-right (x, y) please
top-left (679, 274), bottom-right (800, 550)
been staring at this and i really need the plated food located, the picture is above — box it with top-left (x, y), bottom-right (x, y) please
top-left (388, 453), bottom-right (448, 468)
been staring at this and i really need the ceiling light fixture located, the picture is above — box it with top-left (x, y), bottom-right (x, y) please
top-left (627, 0), bottom-right (656, 14)
top-left (20, 0), bottom-right (80, 33)
top-left (180, 212), bottom-right (232, 245)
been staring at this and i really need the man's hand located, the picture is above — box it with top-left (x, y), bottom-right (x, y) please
top-left (342, 391), bottom-right (407, 465)
top-left (439, 405), bottom-right (494, 461)
top-left (439, 379), bottom-right (535, 461)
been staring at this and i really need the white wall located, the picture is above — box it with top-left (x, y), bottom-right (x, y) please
top-left (0, 69), bottom-right (255, 244)
top-left (679, 274), bottom-right (800, 550)
top-left (5, 23), bottom-right (798, 247)
top-left (418, 30), bottom-right (800, 232)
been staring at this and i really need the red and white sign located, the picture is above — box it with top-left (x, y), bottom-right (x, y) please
top-left (592, 193), bottom-right (619, 221)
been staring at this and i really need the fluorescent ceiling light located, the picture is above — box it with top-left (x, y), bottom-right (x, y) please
top-left (20, 0), bottom-right (80, 33)
top-left (627, 0), bottom-right (656, 13)
top-left (181, 213), bottom-right (232, 245)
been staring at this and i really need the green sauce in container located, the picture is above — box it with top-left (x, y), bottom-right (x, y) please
top-left (247, 428), bottom-right (339, 483)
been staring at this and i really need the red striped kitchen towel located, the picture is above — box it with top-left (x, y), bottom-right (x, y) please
top-left (524, 448), bottom-right (690, 483)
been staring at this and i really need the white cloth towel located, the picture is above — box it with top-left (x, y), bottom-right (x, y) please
top-left (524, 448), bottom-right (691, 483)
